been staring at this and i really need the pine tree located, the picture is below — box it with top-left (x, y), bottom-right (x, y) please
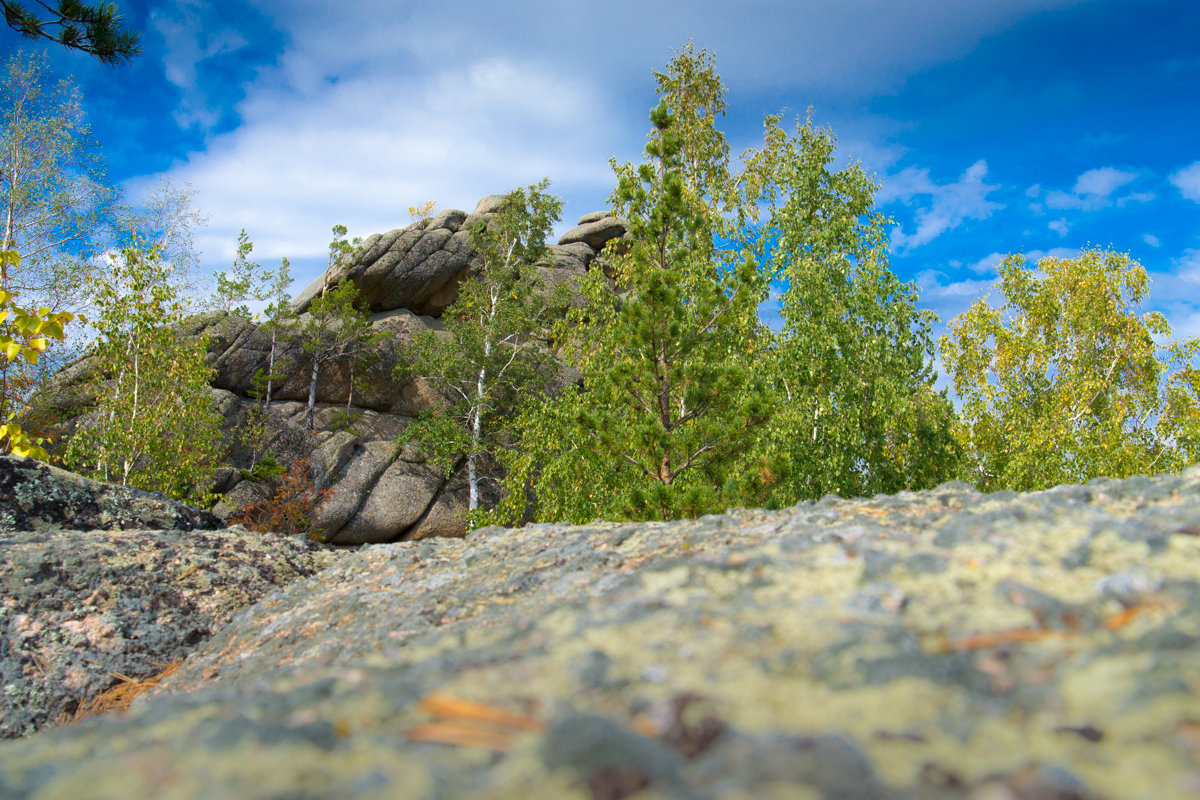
top-left (494, 49), bottom-right (769, 524)
top-left (491, 44), bottom-right (959, 525)
top-left (2, 1), bottom-right (140, 65)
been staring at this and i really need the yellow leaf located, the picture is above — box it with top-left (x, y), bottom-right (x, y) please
top-left (2, 340), bottom-right (21, 362)
top-left (22, 348), bottom-right (38, 365)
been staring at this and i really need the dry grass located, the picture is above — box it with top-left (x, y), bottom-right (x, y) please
top-left (56, 659), bottom-right (185, 727)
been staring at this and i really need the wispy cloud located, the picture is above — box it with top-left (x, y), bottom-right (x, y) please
top-left (967, 252), bottom-right (1006, 275)
top-left (1143, 233), bottom-right (1161, 248)
top-left (1025, 247), bottom-right (1080, 263)
top-left (1044, 166), bottom-right (1142, 211)
top-left (1176, 248), bottom-right (1200, 283)
top-left (149, 0), bottom-right (251, 130)
top-left (1169, 161), bottom-right (1200, 202)
top-left (882, 160), bottom-right (1003, 251)
top-left (1048, 218), bottom-right (1069, 237)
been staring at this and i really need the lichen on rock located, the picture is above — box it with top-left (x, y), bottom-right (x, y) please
top-left (2, 468), bottom-right (1199, 798)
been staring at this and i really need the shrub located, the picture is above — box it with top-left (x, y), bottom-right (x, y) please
top-left (229, 457), bottom-right (329, 536)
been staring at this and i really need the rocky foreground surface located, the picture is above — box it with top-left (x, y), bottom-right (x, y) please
top-left (2, 464), bottom-right (1200, 798)
top-left (0, 455), bottom-right (344, 739)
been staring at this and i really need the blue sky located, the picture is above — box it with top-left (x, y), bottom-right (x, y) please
top-left (13, 0), bottom-right (1200, 357)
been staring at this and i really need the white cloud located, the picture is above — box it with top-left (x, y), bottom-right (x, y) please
top-left (1143, 233), bottom-right (1161, 248)
top-left (883, 160), bottom-right (1003, 251)
top-left (1169, 161), bottom-right (1200, 202)
top-left (1117, 191), bottom-right (1155, 206)
top-left (1025, 183), bottom-right (1041, 198)
top-left (246, 0), bottom-right (1089, 97)
top-left (134, 56), bottom-right (618, 286)
top-left (1073, 167), bottom-right (1137, 198)
top-left (1048, 218), bottom-right (1069, 237)
top-left (125, 0), bottom-right (1094, 289)
top-left (1044, 166), bottom-right (1139, 211)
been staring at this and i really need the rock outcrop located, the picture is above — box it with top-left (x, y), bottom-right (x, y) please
top-left (0, 454), bottom-right (222, 532)
top-left (0, 455), bottom-right (344, 739)
top-left (2, 469), bottom-right (1198, 798)
top-left (35, 202), bottom-right (628, 543)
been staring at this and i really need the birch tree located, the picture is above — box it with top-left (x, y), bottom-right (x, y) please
top-left (397, 180), bottom-right (564, 512)
top-left (941, 249), bottom-right (1200, 491)
top-left (0, 248), bottom-right (75, 459)
top-left (738, 113), bottom-right (960, 504)
top-left (489, 44), bottom-right (958, 525)
top-left (0, 49), bottom-right (115, 309)
top-left (64, 241), bottom-right (221, 501)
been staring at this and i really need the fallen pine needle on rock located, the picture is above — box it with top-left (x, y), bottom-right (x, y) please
top-left (406, 690), bottom-right (545, 751)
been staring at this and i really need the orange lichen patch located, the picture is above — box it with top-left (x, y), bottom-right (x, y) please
top-left (406, 691), bottom-right (545, 752)
top-left (59, 660), bottom-right (185, 726)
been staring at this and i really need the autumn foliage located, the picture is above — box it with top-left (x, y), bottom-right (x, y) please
top-left (229, 457), bottom-right (329, 537)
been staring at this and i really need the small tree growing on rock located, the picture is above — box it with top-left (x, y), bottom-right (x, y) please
top-left (299, 230), bottom-right (382, 431)
top-left (211, 229), bottom-right (294, 469)
top-left (396, 179), bottom-right (565, 513)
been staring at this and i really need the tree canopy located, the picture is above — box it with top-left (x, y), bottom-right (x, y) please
top-left (941, 249), bottom-right (1200, 491)
top-left (487, 45), bottom-right (958, 526)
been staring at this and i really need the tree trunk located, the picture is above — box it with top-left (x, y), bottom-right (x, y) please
top-left (467, 450), bottom-right (478, 511)
top-left (264, 328), bottom-right (277, 408)
top-left (468, 362), bottom-right (487, 511)
top-left (306, 351), bottom-right (321, 430)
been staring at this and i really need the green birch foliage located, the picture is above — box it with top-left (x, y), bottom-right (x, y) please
top-left (64, 242), bottom-right (221, 502)
top-left (397, 180), bottom-right (565, 514)
top-left (739, 115), bottom-right (959, 503)
top-left (941, 249), bottom-right (1200, 491)
top-left (213, 229), bottom-right (293, 469)
top-left (254, 252), bottom-right (293, 408)
top-left (494, 48), bottom-right (770, 525)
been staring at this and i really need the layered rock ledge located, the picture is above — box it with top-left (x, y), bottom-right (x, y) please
top-left (2, 469), bottom-right (1198, 798)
